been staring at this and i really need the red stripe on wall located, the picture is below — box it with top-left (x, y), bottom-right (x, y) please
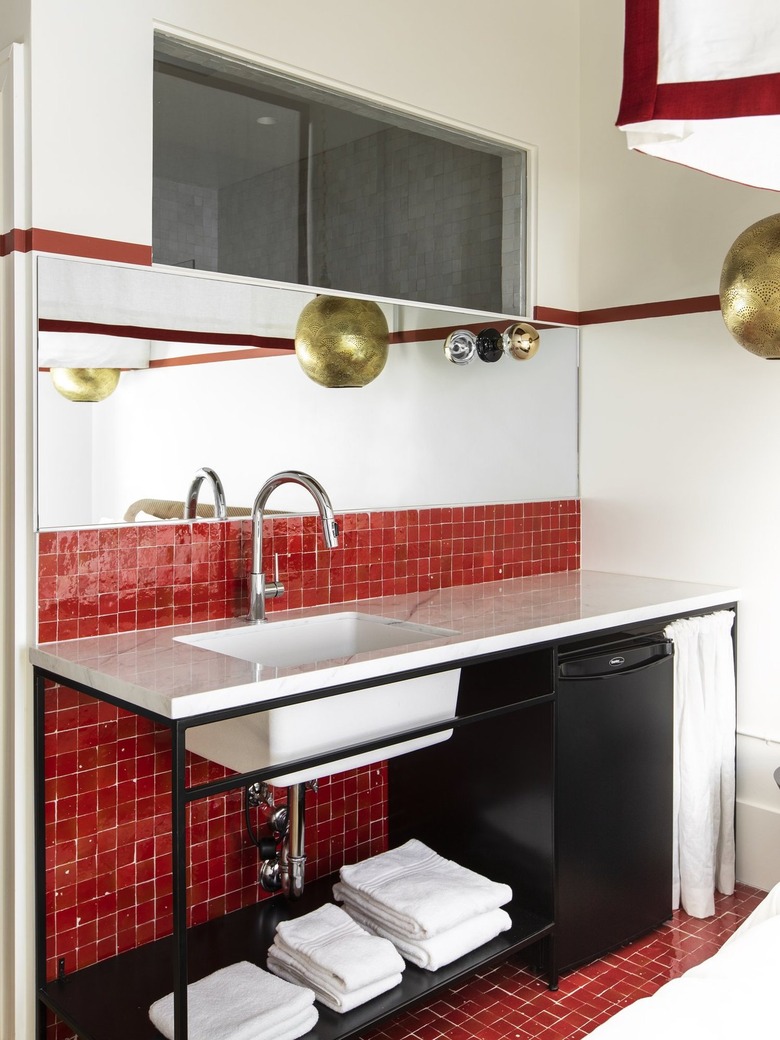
top-left (32, 229), bottom-right (152, 264)
top-left (391, 322), bottom-right (488, 344)
top-left (391, 317), bottom-right (563, 344)
top-left (536, 295), bottom-right (720, 326)
top-left (1, 227), bottom-right (151, 264)
top-left (578, 294), bottom-right (720, 324)
top-left (38, 318), bottom-right (565, 350)
top-left (533, 306), bottom-right (580, 326)
top-left (38, 318), bottom-right (295, 353)
top-left (0, 228), bottom-right (33, 256)
top-left (38, 346), bottom-right (291, 371)
top-left (38, 299), bottom-right (722, 358)
top-left (148, 347), bottom-right (291, 366)
top-left (37, 317), bottom-right (437, 349)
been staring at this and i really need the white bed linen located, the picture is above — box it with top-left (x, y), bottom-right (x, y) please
top-left (586, 882), bottom-right (780, 1038)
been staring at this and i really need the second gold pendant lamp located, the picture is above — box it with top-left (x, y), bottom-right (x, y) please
top-left (720, 214), bottom-right (780, 359)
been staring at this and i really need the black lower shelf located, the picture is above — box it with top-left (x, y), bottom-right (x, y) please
top-left (39, 874), bottom-right (553, 1040)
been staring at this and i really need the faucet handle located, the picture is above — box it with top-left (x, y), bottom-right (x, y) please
top-left (266, 552), bottom-right (285, 600)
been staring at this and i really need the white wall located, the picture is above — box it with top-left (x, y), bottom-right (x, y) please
top-left (1, 22), bottom-right (37, 1040)
top-left (579, 0), bottom-right (780, 889)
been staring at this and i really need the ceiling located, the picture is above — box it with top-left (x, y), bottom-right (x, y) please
top-left (153, 67), bottom-right (387, 191)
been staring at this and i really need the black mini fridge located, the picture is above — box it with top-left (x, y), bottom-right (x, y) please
top-left (554, 633), bottom-right (675, 974)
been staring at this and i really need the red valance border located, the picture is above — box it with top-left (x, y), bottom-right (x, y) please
top-left (617, 0), bottom-right (780, 125)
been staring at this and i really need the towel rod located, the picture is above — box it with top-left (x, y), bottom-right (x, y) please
top-left (736, 728), bottom-right (780, 746)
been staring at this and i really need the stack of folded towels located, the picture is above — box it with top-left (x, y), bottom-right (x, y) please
top-left (148, 960), bottom-right (317, 1040)
top-left (333, 838), bottom-right (513, 971)
top-left (267, 902), bottom-right (405, 1013)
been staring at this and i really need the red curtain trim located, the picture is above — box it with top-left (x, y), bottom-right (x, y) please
top-left (617, 0), bottom-right (660, 125)
top-left (653, 72), bottom-right (780, 120)
top-left (617, 0), bottom-right (780, 125)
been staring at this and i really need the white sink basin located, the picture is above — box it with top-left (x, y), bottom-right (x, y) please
top-left (174, 611), bottom-right (456, 668)
top-left (178, 612), bottom-right (461, 785)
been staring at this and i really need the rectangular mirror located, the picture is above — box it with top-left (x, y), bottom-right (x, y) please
top-left (36, 257), bottom-right (578, 530)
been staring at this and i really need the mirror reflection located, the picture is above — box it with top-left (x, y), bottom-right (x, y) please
top-left (153, 35), bottom-right (527, 315)
top-left (36, 257), bottom-right (578, 530)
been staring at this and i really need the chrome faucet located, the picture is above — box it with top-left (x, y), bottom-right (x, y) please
top-left (185, 466), bottom-right (227, 520)
top-left (248, 470), bottom-right (339, 623)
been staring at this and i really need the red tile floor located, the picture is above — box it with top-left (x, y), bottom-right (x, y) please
top-left (357, 883), bottom-right (766, 1040)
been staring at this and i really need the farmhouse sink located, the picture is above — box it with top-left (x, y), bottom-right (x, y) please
top-left (174, 611), bottom-right (456, 668)
top-left (179, 612), bottom-right (461, 785)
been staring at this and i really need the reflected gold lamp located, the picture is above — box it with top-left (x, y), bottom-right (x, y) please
top-left (720, 213), bottom-right (780, 359)
top-left (39, 331), bottom-right (152, 401)
top-left (50, 367), bottom-right (121, 402)
top-left (294, 296), bottom-right (389, 387)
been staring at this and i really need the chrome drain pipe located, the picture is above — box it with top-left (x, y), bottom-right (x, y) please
top-left (281, 782), bottom-right (307, 899)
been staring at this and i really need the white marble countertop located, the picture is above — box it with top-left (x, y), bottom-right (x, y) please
top-left (29, 570), bottom-right (739, 720)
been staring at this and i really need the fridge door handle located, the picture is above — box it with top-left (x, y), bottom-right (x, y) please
top-left (558, 644), bottom-right (673, 680)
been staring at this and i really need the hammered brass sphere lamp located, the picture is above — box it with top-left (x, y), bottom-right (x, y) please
top-left (720, 213), bottom-right (780, 359)
top-left (294, 296), bottom-right (389, 387)
top-left (50, 367), bottom-right (121, 402)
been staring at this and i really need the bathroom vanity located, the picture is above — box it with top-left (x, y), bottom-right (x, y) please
top-left (30, 571), bottom-right (738, 1040)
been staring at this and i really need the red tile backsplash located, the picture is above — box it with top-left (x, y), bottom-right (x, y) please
top-left (38, 500), bottom-right (580, 643)
top-left (38, 520), bottom-right (246, 643)
top-left (37, 499), bottom-right (580, 1032)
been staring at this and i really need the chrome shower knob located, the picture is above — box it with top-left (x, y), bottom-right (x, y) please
top-left (443, 329), bottom-right (477, 364)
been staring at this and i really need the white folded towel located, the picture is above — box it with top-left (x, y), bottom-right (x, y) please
top-left (337, 839), bottom-right (512, 939)
top-left (272, 903), bottom-right (404, 992)
top-left (267, 944), bottom-right (402, 1014)
top-left (334, 884), bottom-right (512, 970)
top-left (148, 960), bottom-right (317, 1040)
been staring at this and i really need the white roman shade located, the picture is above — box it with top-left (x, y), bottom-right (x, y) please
top-left (617, 0), bottom-right (780, 190)
top-left (38, 331), bottom-right (151, 369)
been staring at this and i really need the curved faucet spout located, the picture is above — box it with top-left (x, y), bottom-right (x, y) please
top-left (248, 470), bottom-right (339, 623)
top-left (185, 467), bottom-right (227, 520)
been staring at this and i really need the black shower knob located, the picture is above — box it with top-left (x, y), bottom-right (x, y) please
top-left (476, 328), bottom-right (503, 362)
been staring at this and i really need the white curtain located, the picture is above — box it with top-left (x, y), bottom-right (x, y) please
top-left (664, 611), bottom-right (736, 918)
top-left (617, 0), bottom-right (780, 190)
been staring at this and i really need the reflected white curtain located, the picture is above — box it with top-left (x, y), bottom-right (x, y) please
top-left (617, 0), bottom-right (780, 189)
top-left (664, 611), bottom-right (736, 918)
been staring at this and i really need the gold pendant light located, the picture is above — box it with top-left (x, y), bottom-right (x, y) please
top-left (720, 213), bottom-right (780, 359)
top-left (294, 296), bottom-right (389, 388)
top-left (50, 367), bottom-right (121, 401)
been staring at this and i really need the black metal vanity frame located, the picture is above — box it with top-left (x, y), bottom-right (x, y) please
top-left (32, 601), bottom-right (737, 1040)
top-left (33, 647), bottom-right (558, 1040)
